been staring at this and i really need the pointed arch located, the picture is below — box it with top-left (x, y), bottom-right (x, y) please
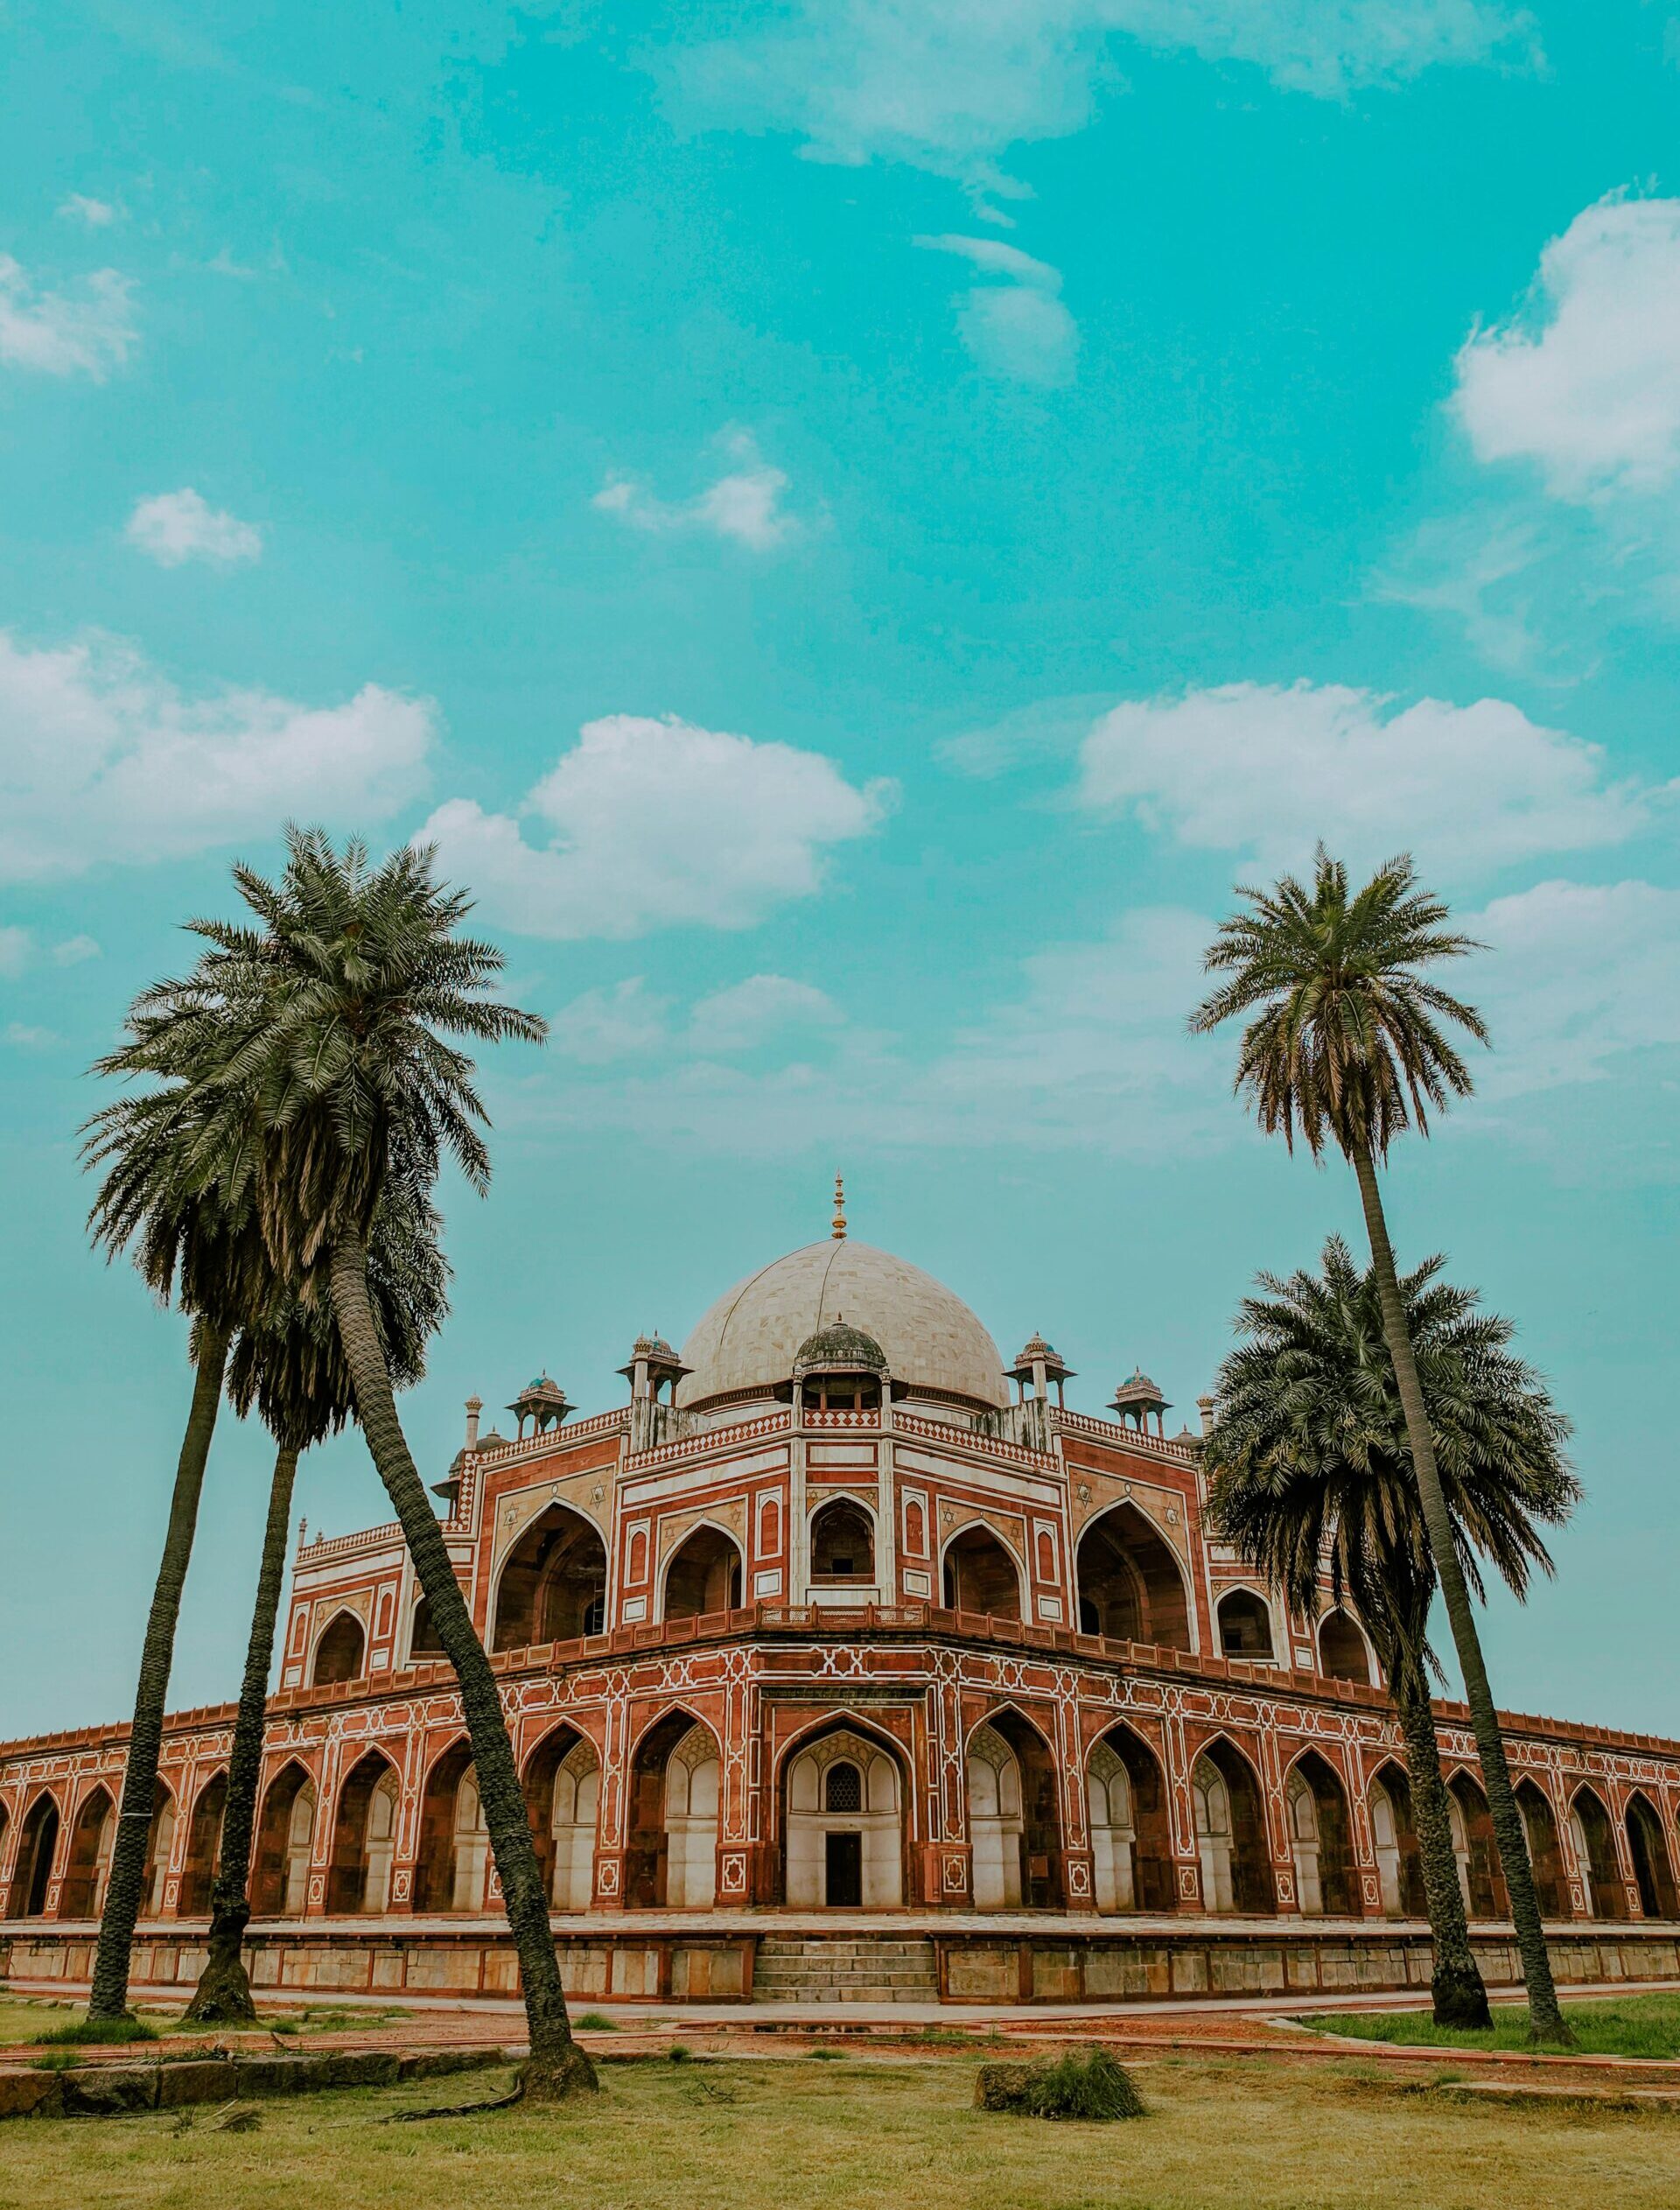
top-left (1190, 1736), bottom-right (1275, 1914)
top-left (1074, 1501), bottom-right (1192, 1651)
top-left (140, 1781), bottom-right (177, 1918)
top-left (1283, 1750), bottom-right (1356, 1917)
top-left (6, 1791), bottom-right (61, 1919)
top-left (966, 1704), bottom-right (1064, 1909)
top-left (1626, 1790), bottom-right (1677, 1921)
top-left (58, 1785), bottom-right (117, 1919)
top-left (624, 1708), bottom-right (720, 1908)
top-left (1569, 1785), bottom-right (1625, 1920)
top-left (311, 1608), bottom-right (367, 1688)
top-left (808, 1495), bottom-right (877, 1585)
top-left (522, 1722), bottom-right (599, 1910)
top-left (1088, 1721), bottom-right (1175, 1913)
top-left (780, 1716), bottom-right (906, 1907)
top-left (662, 1523), bottom-right (744, 1624)
top-left (251, 1760), bottom-right (317, 1917)
top-left (492, 1501), bottom-right (608, 1652)
top-left (408, 1592), bottom-right (445, 1662)
top-left (1368, 1760), bottom-right (1426, 1917)
top-left (178, 1769), bottom-right (228, 1917)
top-left (1214, 1586), bottom-right (1277, 1663)
top-left (412, 1736), bottom-right (488, 1912)
top-left (1318, 1611), bottom-right (1374, 1685)
top-left (941, 1522), bottom-right (1025, 1622)
top-left (1515, 1778), bottom-right (1570, 1919)
top-left (326, 1750), bottom-right (400, 1914)
top-left (1445, 1769), bottom-right (1506, 1919)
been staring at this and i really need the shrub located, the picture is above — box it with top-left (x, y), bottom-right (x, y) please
top-left (976, 2047), bottom-right (1144, 2122)
top-left (575, 2013), bottom-right (619, 2031)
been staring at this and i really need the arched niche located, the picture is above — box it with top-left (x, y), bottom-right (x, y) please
top-left (492, 1503), bottom-right (608, 1652)
top-left (409, 1596), bottom-right (445, 1661)
top-left (1626, 1792), bottom-right (1677, 1921)
top-left (312, 1610), bottom-right (367, 1688)
top-left (1284, 1751), bottom-right (1356, 1917)
top-left (809, 1498), bottom-right (876, 1585)
top-left (1191, 1740), bottom-right (1275, 1914)
top-left (966, 1710), bottom-right (1063, 1910)
top-left (1368, 1763), bottom-right (1426, 1917)
top-left (8, 1793), bottom-right (60, 1919)
top-left (1515, 1779), bottom-right (1570, 1919)
top-left (326, 1752), bottom-right (399, 1914)
top-left (413, 1742), bottom-right (488, 1912)
top-left (662, 1526), bottom-right (743, 1624)
top-left (1074, 1503), bottom-right (1190, 1650)
top-left (1569, 1786), bottom-right (1626, 1920)
top-left (623, 1713), bottom-right (719, 1909)
top-left (523, 1725), bottom-right (599, 1911)
top-left (1446, 1771), bottom-right (1506, 1919)
top-left (178, 1772), bottom-right (228, 1917)
top-left (1088, 1724), bottom-right (1174, 1914)
top-left (57, 1787), bottom-right (116, 1919)
top-left (1319, 1611), bottom-right (1374, 1685)
top-left (1215, 1588), bottom-right (1275, 1663)
top-left (942, 1526), bottom-right (1022, 1621)
top-left (783, 1724), bottom-right (904, 1908)
top-left (251, 1763), bottom-right (316, 1916)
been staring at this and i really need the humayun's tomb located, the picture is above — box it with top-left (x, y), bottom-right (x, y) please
top-left (4, 1208), bottom-right (1678, 2009)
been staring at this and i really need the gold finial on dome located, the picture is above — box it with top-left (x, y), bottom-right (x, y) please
top-left (831, 1174), bottom-right (847, 1240)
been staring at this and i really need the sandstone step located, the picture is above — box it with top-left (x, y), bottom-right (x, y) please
top-left (752, 1934), bottom-right (939, 2003)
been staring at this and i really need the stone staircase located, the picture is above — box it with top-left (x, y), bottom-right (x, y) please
top-left (752, 1933), bottom-right (941, 2003)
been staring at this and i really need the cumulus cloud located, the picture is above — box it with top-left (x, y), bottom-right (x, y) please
top-left (57, 194), bottom-right (117, 228)
top-left (52, 933), bottom-right (101, 965)
top-left (1453, 197), bottom-right (1680, 502)
top-left (0, 256), bottom-right (136, 378)
top-left (689, 974), bottom-right (842, 1052)
top-left (422, 714), bottom-right (894, 941)
top-left (1074, 680), bottom-right (1664, 875)
top-left (670, 1), bottom-right (1531, 173)
top-left (551, 978), bottom-right (674, 1064)
top-left (4, 1021), bottom-right (59, 1050)
top-left (917, 232), bottom-right (1077, 385)
top-left (0, 630), bottom-right (434, 883)
top-left (594, 430), bottom-right (801, 551)
top-left (126, 488), bottom-right (263, 568)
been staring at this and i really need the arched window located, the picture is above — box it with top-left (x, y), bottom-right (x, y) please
top-left (904, 1500), bottom-right (925, 1557)
top-left (622, 1714), bottom-right (720, 1909)
top-left (312, 1611), bottom-right (367, 1687)
top-left (824, 1760), bottom-right (862, 1813)
top-left (942, 1526), bottom-right (1021, 1620)
top-left (409, 1596), bottom-right (445, 1660)
top-left (1074, 1505), bottom-right (1191, 1649)
top-left (810, 1499), bottom-right (875, 1583)
top-left (1319, 1612), bottom-right (1372, 1685)
top-left (492, 1504), bottom-right (609, 1652)
top-left (1215, 1589), bottom-right (1275, 1662)
top-left (662, 1526), bottom-right (744, 1622)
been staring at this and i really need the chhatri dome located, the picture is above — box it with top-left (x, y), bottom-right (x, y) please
top-left (676, 1238), bottom-right (1011, 1412)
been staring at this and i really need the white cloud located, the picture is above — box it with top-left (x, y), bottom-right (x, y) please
top-left (1454, 197), bottom-right (1680, 502)
top-left (551, 978), bottom-right (673, 1064)
top-left (52, 933), bottom-right (101, 965)
top-left (937, 692), bottom-right (1113, 778)
top-left (1471, 880), bottom-right (1680, 1095)
top-left (0, 928), bottom-right (30, 979)
top-left (917, 232), bottom-right (1077, 385)
top-left (4, 1022), bottom-right (60, 1050)
top-left (422, 714), bottom-right (894, 940)
top-left (57, 194), bottom-right (117, 228)
top-left (0, 256), bottom-right (136, 378)
top-left (126, 488), bottom-right (263, 569)
top-left (0, 630), bottom-right (435, 883)
top-left (670, 2), bottom-right (1530, 174)
top-left (594, 430), bottom-right (800, 551)
top-left (689, 974), bottom-right (842, 1052)
top-left (1074, 680), bottom-right (1665, 875)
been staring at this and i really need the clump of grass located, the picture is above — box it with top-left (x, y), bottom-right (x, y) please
top-left (810, 2046), bottom-right (848, 2061)
top-left (31, 2049), bottom-right (83, 2073)
top-left (32, 2016), bottom-right (159, 2047)
top-left (667, 2043), bottom-right (693, 2065)
top-left (976, 2047), bottom-right (1145, 2122)
top-left (265, 2018), bottom-right (300, 2036)
top-left (575, 2012), bottom-right (619, 2031)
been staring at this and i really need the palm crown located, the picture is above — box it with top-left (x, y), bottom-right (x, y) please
top-left (1204, 1236), bottom-right (1578, 1680)
top-left (1189, 845), bottom-right (1488, 1161)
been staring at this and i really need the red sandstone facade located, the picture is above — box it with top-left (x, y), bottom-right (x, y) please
top-left (4, 1234), bottom-right (1676, 2006)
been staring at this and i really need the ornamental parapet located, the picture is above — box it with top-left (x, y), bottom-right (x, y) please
top-left (1055, 1408), bottom-right (1198, 1463)
top-left (625, 1407), bottom-right (792, 1470)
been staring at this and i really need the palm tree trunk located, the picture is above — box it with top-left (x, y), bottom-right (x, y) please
top-left (183, 1441), bottom-right (299, 2024)
top-left (88, 1321), bottom-right (231, 2023)
top-left (1351, 1143), bottom-right (1569, 2043)
top-left (1388, 1646), bottom-right (1492, 2030)
top-left (328, 1232), bottom-right (595, 2100)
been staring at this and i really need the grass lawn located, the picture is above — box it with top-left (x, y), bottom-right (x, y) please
top-left (0, 1996), bottom-right (408, 2047)
top-left (1300, 1994), bottom-right (1680, 2060)
top-left (0, 2053), bottom-right (1676, 2210)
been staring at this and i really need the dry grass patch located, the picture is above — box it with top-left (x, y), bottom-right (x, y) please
top-left (0, 2052), bottom-right (1676, 2210)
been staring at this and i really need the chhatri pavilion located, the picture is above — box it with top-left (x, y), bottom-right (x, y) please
top-left (4, 1192), bottom-right (1677, 2007)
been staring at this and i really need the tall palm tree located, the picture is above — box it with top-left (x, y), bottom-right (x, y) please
top-left (1191, 846), bottom-right (1571, 2038)
top-left (128, 829), bottom-right (592, 2097)
top-left (184, 1173), bottom-right (450, 2023)
top-left (80, 1077), bottom-right (273, 2024)
top-left (1203, 1238), bottom-right (1578, 2029)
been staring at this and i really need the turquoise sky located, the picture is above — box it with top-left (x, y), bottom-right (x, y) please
top-left (3, 2), bottom-right (1677, 1739)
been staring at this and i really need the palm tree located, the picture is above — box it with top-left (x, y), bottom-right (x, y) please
top-left (129, 829), bottom-right (592, 2097)
top-left (1203, 1238), bottom-right (1578, 2029)
top-left (184, 1173), bottom-right (450, 2023)
top-left (1191, 846), bottom-right (1572, 2038)
top-left (79, 1077), bottom-right (273, 2024)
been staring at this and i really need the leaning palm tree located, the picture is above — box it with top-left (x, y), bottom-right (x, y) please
top-left (184, 1169), bottom-right (450, 2023)
top-left (1191, 846), bottom-right (1571, 2038)
top-left (80, 1077), bottom-right (274, 2024)
top-left (129, 829), bottom-right (592, 2097)
top-left (1204, 1238), bottom-right (1578, 2029)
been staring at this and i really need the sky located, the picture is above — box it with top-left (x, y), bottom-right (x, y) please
top-left (2, 0), bottom-right (1677, 1742)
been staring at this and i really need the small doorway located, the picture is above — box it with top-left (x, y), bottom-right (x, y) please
top-left (825, 1829), bottom-right (863, 1907)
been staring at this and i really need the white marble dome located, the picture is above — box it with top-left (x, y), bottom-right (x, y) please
top-left (676, 1240), bottom-right (1010, 1411)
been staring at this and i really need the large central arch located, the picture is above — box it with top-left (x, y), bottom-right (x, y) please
top-left (492, 1504), bottom-right (608, 1652)
top-left (1075, 1503), bottom-right (1192, 1650)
